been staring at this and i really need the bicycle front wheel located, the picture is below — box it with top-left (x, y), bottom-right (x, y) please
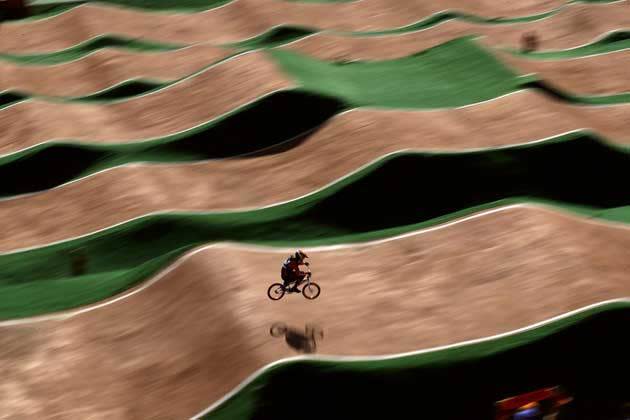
top-left (302, 283), bottom-right (321, 300)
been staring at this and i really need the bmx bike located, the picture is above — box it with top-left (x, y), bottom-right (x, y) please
top-left (267, 265), bottom-right (321, 300)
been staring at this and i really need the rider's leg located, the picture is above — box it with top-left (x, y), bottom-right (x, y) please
top-left (291, 273), bottom-right (306, 291)
top-left (281, 268), bottom-right (293, 290)
top-left (283, 274), bottom-right (296, 291)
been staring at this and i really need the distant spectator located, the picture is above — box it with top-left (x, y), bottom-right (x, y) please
top-left (521, 32), bottom-right (539, 53)
top-left (70, 249), bottom-right (88, 276)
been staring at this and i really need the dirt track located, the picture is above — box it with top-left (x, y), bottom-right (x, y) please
top-left (0, 205), bottom-right (629, 419)
top-left (1, 1), bottom-right (629, 155)
top-left (1, 2), bottom-right (628, 99)
top-left (0, 44), bottom-right (234, 97)
top-left (0, 90), bottom-right (628, 252)
top-left (285, 3), bottom-right (630, 58)
top-left (0, 51), bottom-right (293, 153)
top-left (2, 40), bottom-right (630, 156)
top-left (499, 50), bottom-right (630, 96)
top-left (0, 0), bottom-right (563, 53)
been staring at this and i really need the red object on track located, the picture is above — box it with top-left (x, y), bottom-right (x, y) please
top-left (495, 386), bottom-right (572, 420)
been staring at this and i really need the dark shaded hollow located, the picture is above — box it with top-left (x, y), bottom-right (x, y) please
top-left (210, 308), bottom-right (630, 420)
top-left (295, 133), bottom-right (630, 232)
top-left (0, 90), bottom-right (347, 198)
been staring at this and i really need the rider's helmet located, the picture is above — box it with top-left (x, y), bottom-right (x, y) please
top-left (295, 249), bottom-right (308, 260)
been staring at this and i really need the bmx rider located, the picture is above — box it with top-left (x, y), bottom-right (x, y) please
top-left (281, 250), bottom-right (309, 292)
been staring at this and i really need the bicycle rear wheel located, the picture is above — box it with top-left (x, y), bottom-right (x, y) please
top-left (267, 283), bottom-right (285, 300)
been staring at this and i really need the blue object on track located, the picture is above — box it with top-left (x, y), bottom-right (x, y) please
top-left (513, 407), bottom-right (542, 420)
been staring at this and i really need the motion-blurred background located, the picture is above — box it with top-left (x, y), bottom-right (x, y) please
top-left (1, 0), bottom-right (629, 419)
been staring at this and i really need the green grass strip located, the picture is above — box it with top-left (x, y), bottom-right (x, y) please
top-left (269, 37), bottom-right (524, 108)
top-left (0, 249), bottom-right (182, 318)
top-left (0, 34), bottom-right (185, 66)
top-left (202, 301), bottom-right (630, 419)
top-left (4, 131), bottom-right (630, 319)
top-left (268, 37), bottom-right (630, 108)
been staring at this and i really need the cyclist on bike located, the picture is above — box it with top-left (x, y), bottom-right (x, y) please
top-left (281, 250), bottom-right (309, 292)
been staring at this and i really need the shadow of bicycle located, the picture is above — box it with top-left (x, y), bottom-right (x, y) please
top-left (270, 322), bottom-right (324, 354)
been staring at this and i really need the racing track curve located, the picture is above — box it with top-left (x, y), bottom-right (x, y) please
top-left (1, 205), bottom-right (629, 418)
top-left (0, 89), bottom-right (629, 251)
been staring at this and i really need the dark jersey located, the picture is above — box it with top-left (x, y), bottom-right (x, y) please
top-left (283, 257), bottom-right (300, 272)
top-left (281, 256), bottom-right (304, 282)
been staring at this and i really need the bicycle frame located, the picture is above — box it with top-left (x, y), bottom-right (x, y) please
top-left (294, 271), bottom-right (312, 289)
